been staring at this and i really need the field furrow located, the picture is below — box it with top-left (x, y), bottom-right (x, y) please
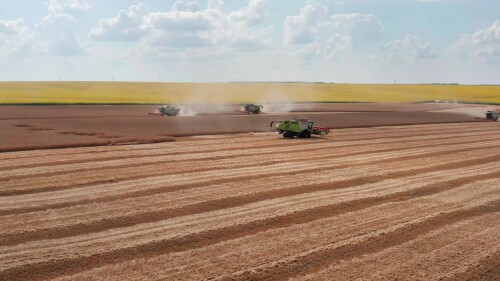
top-left (7, 180), bottom-right (496, 281)
top-left (1, 154), bottom-right (500, 245)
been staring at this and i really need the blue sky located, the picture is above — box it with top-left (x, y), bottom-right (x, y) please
top-left (0, 0), bottom-right (499, 83)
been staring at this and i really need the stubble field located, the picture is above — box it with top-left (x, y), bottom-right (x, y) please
top-left (1, 121), bottom-right (499, 280)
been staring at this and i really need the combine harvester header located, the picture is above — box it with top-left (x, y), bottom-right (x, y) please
top-left (271, 118), bottom-right (330, 138)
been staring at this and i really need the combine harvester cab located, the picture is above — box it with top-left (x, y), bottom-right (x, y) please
top-left (236, 104), bottom-right (264, 114)
top-left (270, 118), bottom-right (330, 138)
top-left (149, 105), bottom-right (181, 117)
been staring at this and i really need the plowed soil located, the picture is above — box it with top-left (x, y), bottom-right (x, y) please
top-left (1, 121), bottom-right (499, 280)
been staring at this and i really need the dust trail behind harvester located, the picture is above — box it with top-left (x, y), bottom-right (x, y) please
top-left (257, 89), bottom-right (313, 114)
top-left (163, 84), bottom-right (230, 116)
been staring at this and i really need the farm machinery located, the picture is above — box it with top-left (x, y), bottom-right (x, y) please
top-left (149, 105), bottom-right (181, 116)
top-left (485, 111), bottom-right (499, 121)
top-left (270, 118), bottom-right (330, 138)
top-left (236, 104), bottom-right (264, 114)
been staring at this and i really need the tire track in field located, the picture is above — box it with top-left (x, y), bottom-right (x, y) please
top-left (218, 201), bottom-right (500, 281)
top-left (2, 141), bottom-right (499, 216)
top-left (2, 156), bottom-right (499, 246)
top-left (1, 127), bottom-right (496, 178)
top-left (1, 190), bottom-right (498, 281)
top-left (2, 131), bottom-right (499, 196)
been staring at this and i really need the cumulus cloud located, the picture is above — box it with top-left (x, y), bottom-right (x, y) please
top-left (329, 13), bottom-right (384, 46)
top-left (47, 0), bottom-right (91, 14)
top-left (171, 0), bottom-right (202, 12)
top-left (380, 34), bottom-right (437, 63)
top-left (89, 4), bottom-right (149, 41)
top-left (284, 1), bottom-right (383, 61)
top-left (37, 0), bottom-right (90, 29)
top-left (50, 34), bottom-right (85, 56)
top-left (0, 19), bottom-right (27, 35)
top-left (89, 0), bottom-right (272, 58)
top-left (452, 20), bottom-right (500, 63)
top-left (208, 0), bottom-right (224, 10)
top-left (228, 0), bottom-right (268, 26)
top-left (284, 1), bottom-right (327, 45)
top-left (0, 19), bottom-right (31, 62)
top-left (147, 8), bottom-right (221, 32)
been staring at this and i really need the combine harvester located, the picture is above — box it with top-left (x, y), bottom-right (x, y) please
top-left (149, 105), bottom-right (181, 117)
top-left (271, 118), bottom-right (330, 138)
top-left (236, 104), bottom-right (264, 114)
top-left (475, 111), bottom-right (499, 121)
top-left (485, 111), bottom-right (499, 121)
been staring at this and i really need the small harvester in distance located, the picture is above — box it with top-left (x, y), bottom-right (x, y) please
top-left (270, 118), bottom-right (330, 138)
top-left (149, 105), bottom-right (181, 117)
top-left (485, 111), bottom-right (499, 121)
top-left (236, 104), bottom-right (264, 114)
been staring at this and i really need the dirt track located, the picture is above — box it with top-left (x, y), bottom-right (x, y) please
top-left (1, 121), bottom-right (499, 280)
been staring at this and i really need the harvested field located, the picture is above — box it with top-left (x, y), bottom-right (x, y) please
top-left (1, 121), bottom-right (499, 280)
top-left (0, 103), bottom-right (497, 152)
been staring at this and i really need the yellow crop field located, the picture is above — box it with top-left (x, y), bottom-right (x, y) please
top-left (0, 82), bottom-right (499, 104)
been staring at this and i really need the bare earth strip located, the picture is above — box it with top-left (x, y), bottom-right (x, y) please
top-left (0, 122), bottom-right (499, 280)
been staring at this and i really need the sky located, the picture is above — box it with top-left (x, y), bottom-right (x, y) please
top-left (0, 0), bottom-right (499, 84)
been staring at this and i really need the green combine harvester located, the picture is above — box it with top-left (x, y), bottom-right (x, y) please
top-left (149, 105), bottom-right (181, 116)
top-left (236, 104), bottom-right (264, 114)
top-left (270, 118), bottom-right (330, 138)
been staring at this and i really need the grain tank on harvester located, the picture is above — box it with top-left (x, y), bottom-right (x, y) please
top-left (270, 118), bottom-right (330, 138)
top-left (149, 105), bottom-right (181, 116)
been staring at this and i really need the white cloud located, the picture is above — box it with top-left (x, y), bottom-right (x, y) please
top-left (0, 19), bottom-right (27, 35)
top-left (147, 8), bottom-right (221, 32)
top-left (0, 19), bottom-right (31, 63)
top-left (38, 0), bottom-right (90, 29)
top-left (89, 4), bottom-right (149, 41)
top-left (284, 1), bottom-right (327, 45)
top-left (47, 0), bottom-right (91, 15)
top-left (452, 20), bottom-right (499, 63)
top-left (413, 42), bottom-right (437, 60)
top-left (379, 34), bottom-right (437, 63)
top-left (329, 13), bottom-right (383, 47)
top-left (228, 0), bottom-right (268, 26)
top-left (50, 34), bottom-right (85, 56)
top-left (208, 0), bottom-right (224, 10)
top-left (89, 0), bottom-right (272, 59)
top-left (284, 2), bottom-right (383, 61)
top-left (171, 0), bottom-right (202, 12)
